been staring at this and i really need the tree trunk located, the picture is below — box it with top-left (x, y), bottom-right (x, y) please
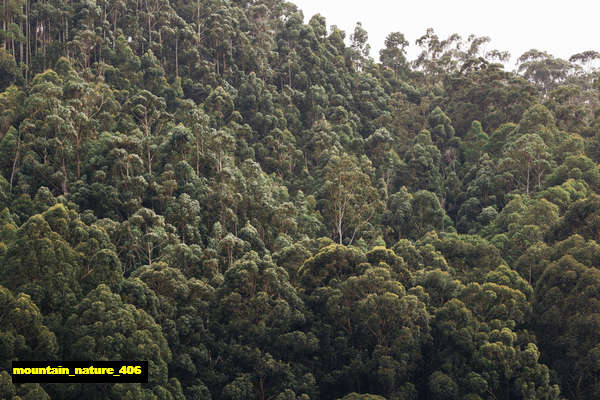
top-left (65, 15), bottom-right (69, 57)
top-left (147, 242), bottom-right (152, 266)
top-left (2, 0), bottom-right (6, 51)
top-left (102, 2), bottom-right (106, 42)
top-left (258, 377), bottom-right (265, 400)
top-left (112, 12), bottom-right (117, 48)
top-left (146, 1), bottom-right (151, 46)
top-left (175, 36), bottom-right (178, 77)
top-left (34, 18), bottom-right (37, 58)
top-left (195, 136), bottom-right (200, 175)
top-left (76, 134), bottom-right (81, 178)
top-left (26, 0), bottom-right (30, 81)
top-left (196, 0), bottom-right (200, 43)
top-left (337, 215), bottom-right (343, 244)
top-left (61, 147), bottom-right (68, 194)
top-left (42, 20), bottom-right (46, 69)
top-left (9, 131), bottom-right (20, 188)
top-left (10, 20), bottom-right (15, 54)
top-left (288, 58), bottom-right (292, 87)
top-left (526, 162), bottom-right (530, 195)
top-left (19, 21), bottom-right (23, 63)
top-left (146, 142), bottom-right (152, 174)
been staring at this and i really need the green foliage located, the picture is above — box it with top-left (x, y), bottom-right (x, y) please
top-left (64, 283), bottom-right (180, 399)
top-left (0, 285), bottom-right (58, 369)
top-left (402, 130), bottom-right (442, 193)
top-left (337, 393), bottom-right (386, 400)
top-left (534, 255), bottom-right (600, 398)
top-left (321, 154), bottom-right (382, 245)
top-left (0, 49), bottom-right (21, 90)
top-left (1, 1), bottom-right (599, 398)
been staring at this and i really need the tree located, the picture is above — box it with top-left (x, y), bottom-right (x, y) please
top-left (569, 50), bottom-right (600, 74)
top-left (19, 69), bottom-right (76, 194)
top-left (211, 250), bottom-right (314, 399)
top-left (428, 107), bottom-right (455, 147)
top-left (551, 194), bottom-right (600, 241)
top-left (337, 394), bottom-right (385, 400)
top-left (379, 32), bottom-right (408, 77)
top-left (123, 89), bottom-right (168, 175)
top-left (116, 207), bottom-right (178, 272)
top-left (0, 49), bottom-right (21, 89)
top-left (498, 133), bottom-right (550, 195)
top-left (414, 28), bottom-right (462, 83)
top-left (299, 244), bottom-right (366, 292)
top-left (517, 49), bottom-right (574, 96)
top-left (534, 255), bottom-right (600, 399)
top-left (383, 187), bottom-right (412, 242)
top-left (322, 154), bottom-right (382, 245)
top-left (408, 190), bottom-right (447, 239)
top-left (0, 370), bottom-right (51, 400)
top-left (350, 22), bottom-right (370, 71)
top-left (127, 262), bottom-right (214, 396)
top-left (0, 285), bottom-right (58, 370)
top-left (0, 206), bottom-right (81, 323)
top-left (64, 284), bottom-right (182, 399)
top-left (461, 121), bottom-right (488, 166)
top-left (175, 99), bottom-right (209, 176)
top-left (402, 130), bottom-right (442, 193)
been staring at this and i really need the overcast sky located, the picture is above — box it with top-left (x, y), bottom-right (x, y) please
top-left (293, 0), bottom-right (598, 70)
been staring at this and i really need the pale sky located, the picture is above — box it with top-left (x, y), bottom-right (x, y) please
top-left (293, 0), bottom-right (599, 70)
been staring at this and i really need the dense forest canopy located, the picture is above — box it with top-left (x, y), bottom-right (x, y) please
top-left (1, 0), bottom-right (600, 399)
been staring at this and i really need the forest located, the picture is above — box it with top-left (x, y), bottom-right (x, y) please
top-left (1, 0), bottom-right (600, 399)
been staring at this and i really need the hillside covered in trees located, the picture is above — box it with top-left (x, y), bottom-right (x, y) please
top-left (2, 0), bottom-right (600, 399)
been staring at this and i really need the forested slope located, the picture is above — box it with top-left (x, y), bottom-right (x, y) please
top-left (1, 0), bottom-right (600, 399)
